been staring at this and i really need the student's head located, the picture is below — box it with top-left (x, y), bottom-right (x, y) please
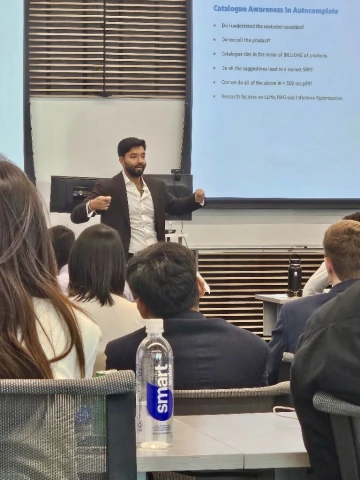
top-left (0, 156), bottom-right (85, 379)
top-left (127, 242), bottom-right (206, 319)
top-left (49, 225), bottom-right (75, 272)
top-left (118, 137), bottom-right (146, 178)
top-left (68, 224), bottom-right (126, 306)
top-left (323, 220), bottom-right (360, 283)
top-left (343, 211), bottom-right (360, 222)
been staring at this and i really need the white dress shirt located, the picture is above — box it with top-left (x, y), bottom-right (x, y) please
top-left (303, 261), bottom-right (330, 296)
top-left (86, 172), bottom-right (157, 254)
top-left (122, 171), bottom-right (158, 254)
top-left (57, 264), bottom-right (69, 294)
top-left (123, 281), bottom-right (134, 301)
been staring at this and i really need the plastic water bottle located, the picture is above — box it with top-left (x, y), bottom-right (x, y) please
top-left (286, 253), bottom-right (303, 297)
top-left (136, 319), bottom-right (174, 449)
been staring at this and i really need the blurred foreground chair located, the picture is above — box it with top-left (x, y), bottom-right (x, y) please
top-left (314, 392), bottom-right (360, 480)
top-left (282, 352), bottom-right (294, 364)
top-left (0, 371), bottom-right (136, 480)
top-left (174, 381), bottom-right (291, 415)
top-left (277, 352), bottom-right (295, 384)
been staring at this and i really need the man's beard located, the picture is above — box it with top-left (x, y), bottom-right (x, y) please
top-left (126, 164), bottom-right (146, 177)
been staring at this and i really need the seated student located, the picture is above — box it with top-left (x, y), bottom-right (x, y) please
top-left (292, 279), bottom-right (360, 480)
top-left (68, 224), bottom-right (143, 356)
top-left (303, 211), bottom-right (360, 296)
top-left (267, 220), bottom-right (360, 385)
top-left (0, 156), bottom-right (101, 379)
top-left (105, 242), bottom-right (269, 389)
top-left (48, 225), bottom-right (75, 294)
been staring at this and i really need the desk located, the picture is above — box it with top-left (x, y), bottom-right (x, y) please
top-left (137, 419), bottom-right (244, 480)
top-left (137, 413), bottom-right (309, 480)
top-left (255, 294), bottom-right (299, 336)
top-left (180, 413), bottom-right (309, 480)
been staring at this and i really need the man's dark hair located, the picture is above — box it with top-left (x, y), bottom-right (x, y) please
top-left (48, 225), bottom-right (75, 271)
top-left (117, 137), bottom-right (146, 158)
top-left (68, 224), bottom-right (126, 306)
top-left (343, 212), bottom-right (360, 222)
top-left (127, 242), bottom-right (198, 318)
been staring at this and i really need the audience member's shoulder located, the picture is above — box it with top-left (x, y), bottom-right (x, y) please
top-left (305, 280), bottom-right (360, 335)
top-left (111, 295), bottom-right (145, 327)
top-left (112, 294), bottom-right (138, 310)
top-left (33, 297), bottom-right (101, 343)
top-left (283, 292), bottom-right (329, 311)
top-left (106, 326), bottom-right (146, 353)
top-left (210, 317), bottom-right (268, 347)
top-left (73, 306), bottom-right (102, 339)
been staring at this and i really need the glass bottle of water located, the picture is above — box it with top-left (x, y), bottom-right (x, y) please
top-left (136, 319), bottom-right (174, 449)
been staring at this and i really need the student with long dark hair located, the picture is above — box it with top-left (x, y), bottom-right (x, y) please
top-left (0, 156), bottom-right (101, 379)
top-left (68, 224), bottom-right (143, 357)
top-left (49, 225), bottom-right (75, 294)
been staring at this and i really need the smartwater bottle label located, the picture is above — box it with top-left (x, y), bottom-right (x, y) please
top-left (146, 364), bottom-right (173, 421)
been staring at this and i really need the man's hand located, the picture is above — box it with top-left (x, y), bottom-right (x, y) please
top-left (89, 196), bottom-right (112, 211)
top-left (195, 189), bottom-right (205, 204)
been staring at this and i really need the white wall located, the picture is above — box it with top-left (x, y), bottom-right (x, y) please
top-left (31, 98), bottom-right (352, 249)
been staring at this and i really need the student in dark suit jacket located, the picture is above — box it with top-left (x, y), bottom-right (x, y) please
top-left (105, 242), bottom-right (269, 389)
top-left (71, 137), bottom-right (205, 257)
top-left (267, 220), bottom-right (360, 385)
top-left (291, 221), bottom-right (360, 480)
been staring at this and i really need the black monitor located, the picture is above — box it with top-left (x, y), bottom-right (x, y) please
top-left (50, 174), bottom-right (194, 220)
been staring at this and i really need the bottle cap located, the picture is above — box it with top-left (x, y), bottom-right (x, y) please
top-left (145, 319), bottom-right (164, 334)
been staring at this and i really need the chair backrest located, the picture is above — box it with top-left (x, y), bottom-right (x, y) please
top-left (282, 352), bottom-right (294, 363)
top-left (93, 351), bottom-right (107, 374)
top-left (314, 392), bottom-right (360, 480)
top-left (174, 382), bottom-right (291, 415)
top-left (277, 352), bottom-right (295, 384)
top-left (0, 371), bottom-right (136, 480)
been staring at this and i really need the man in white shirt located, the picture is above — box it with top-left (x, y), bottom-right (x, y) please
top-left (71, 137), bottom-right (206, 258)
top-left (49, 225), bottom-right (75, 294)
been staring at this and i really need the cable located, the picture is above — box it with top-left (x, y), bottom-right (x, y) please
top-left (180, 218), bottom-right (189, 248)
top-left (272, 406), bottom-right (297, 420)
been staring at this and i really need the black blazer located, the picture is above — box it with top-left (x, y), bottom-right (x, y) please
top-left (105, 310), bottom-right (270, 390)
top-left (266, 280), bottom-right (358, 385)
top-left (291, 280), bottom-right (360, 480)
top-left (71, 173), bottom-right (202, 255)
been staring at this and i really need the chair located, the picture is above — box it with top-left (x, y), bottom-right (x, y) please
top-left (93, 351), bottom-right (107, 374)
top-left (174, 381), bottom-right (291, 415)
top-left (283, 352), bottom-right (294, 363)
top-left (277, 352), bottom-right (295, 384)
top-left (314, 392), bottom-right (360, 480)
top-left (0, 371), bottom-right (136, 480)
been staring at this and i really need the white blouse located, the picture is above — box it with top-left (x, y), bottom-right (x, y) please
top-left (71, 294), bottom-right (144, 353)
top-left (33, 298), bottom-right (101, 378)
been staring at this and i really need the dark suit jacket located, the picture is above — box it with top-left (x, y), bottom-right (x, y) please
top-left (291, 279), bottom-right (360, 480)
top-left (71, 173), bottom-right (202, 255)
top-left (266, 280), bottom-right (357, 385)
top-left (105, 310), bottom-right (269, 390)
